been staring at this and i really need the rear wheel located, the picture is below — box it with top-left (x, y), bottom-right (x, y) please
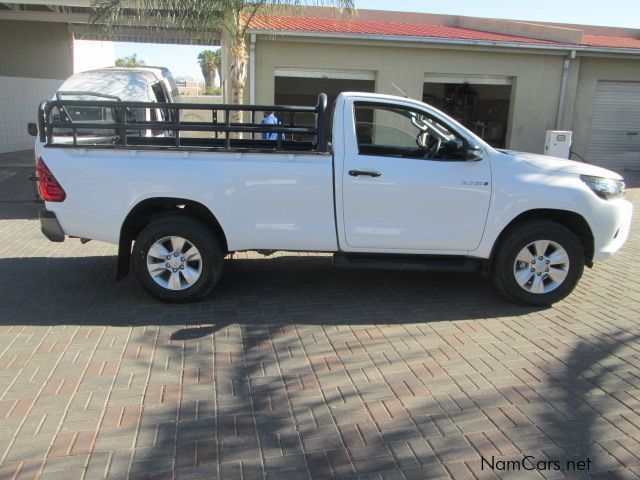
top-left (492, 221), bottom-right (584, 306)
top-left (132, 215), bottom-right (223, 302)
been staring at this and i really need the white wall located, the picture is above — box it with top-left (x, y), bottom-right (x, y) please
top-left (0, 76), bottom-right (64, 153)
top-left (0, 20), bottom-right (72, 153)
top-left (178, 95), bottom-right (224, 126)
top-left (73, 39), bottom-right (116, 73)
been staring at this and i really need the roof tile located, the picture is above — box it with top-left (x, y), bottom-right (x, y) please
top-left (249, 16), bottom-right (640, 50)
top-left (582, 34), bottom-right (640, 49)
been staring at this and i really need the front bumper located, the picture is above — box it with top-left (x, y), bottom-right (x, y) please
top-left (40, 209), bottom-right (65, 242)
top-left (592, 199), bottom-right (633, 262)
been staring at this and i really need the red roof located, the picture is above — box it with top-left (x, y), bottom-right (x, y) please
top-left (582, 34), bottom-right (640, 49)
top-left (249, 16), bottom-right (640, 50)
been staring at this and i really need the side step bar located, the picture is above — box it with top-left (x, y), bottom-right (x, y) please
top-left (333, 253), bottom-right (481, 272)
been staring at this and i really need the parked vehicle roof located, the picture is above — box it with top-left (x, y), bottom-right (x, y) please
top-left (55, 67), bottom-right (173, 102)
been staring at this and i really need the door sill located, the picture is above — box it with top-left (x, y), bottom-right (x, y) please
top-left (333, 253), bottom-right (481, 272)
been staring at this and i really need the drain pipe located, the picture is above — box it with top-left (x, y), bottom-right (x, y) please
top-left (556, 49), bottom-right (576, 129)
top-left (249, 33), bottom-right (256, 105)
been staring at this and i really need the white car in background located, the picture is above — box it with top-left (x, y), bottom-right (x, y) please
top-left (45, 66), bottom-right (179, 140)
top-left (56, 66), bottom-right (179, 103)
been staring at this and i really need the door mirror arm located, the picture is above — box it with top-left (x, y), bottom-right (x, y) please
top-left (466, 144), bottom-right (483, 162)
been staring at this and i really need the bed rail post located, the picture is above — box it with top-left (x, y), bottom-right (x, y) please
top-left (38, 101), bottom-right (48, 143)
top-left (316, 93), bottom-right (328, 152)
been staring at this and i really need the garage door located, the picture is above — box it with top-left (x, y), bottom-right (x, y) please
top-left (274, 68), bottom-right (375, 107)
top-left (586, 81), bottom-right (640, 172)
top-left (274, 69), bottom-right (375, 142)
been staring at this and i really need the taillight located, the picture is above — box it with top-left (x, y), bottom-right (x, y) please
top-left (37, 158), bottom-right (66, 202)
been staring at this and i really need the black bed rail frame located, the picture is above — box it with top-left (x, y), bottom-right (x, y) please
top-left (38, 93), bottom-right (329, 153)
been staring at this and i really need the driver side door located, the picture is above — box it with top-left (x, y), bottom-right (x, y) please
top-left (341, 100), bottom-right (492, 252)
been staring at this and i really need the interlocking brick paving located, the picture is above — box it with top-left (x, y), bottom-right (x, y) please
top-left (0, 151), bottom-right (639, 479)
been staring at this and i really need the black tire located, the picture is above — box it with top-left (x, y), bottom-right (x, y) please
top-left (492, 220), bottom-right (584, 306)
top-left (132, 215), bottom-right (224, 302)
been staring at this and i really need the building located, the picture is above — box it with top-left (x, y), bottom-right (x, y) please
top-left (0, 1), bottom-right (215, 154)
top-left (241, 11), bottom-right (640, 172)
top-left (1, 3), bottom-right (639, 172)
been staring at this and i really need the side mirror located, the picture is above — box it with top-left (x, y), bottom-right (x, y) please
top-left (466, 145), bottom-right (483, 161)
top-left (27, 122), bottom-right (38, 137)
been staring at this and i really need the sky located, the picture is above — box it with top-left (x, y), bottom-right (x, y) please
top-left (355, 0), bottom-right (640, 29)
top-left (114, 43), bottom-right (217, 81)
top-left (113, 0), bottom-right (640, 80)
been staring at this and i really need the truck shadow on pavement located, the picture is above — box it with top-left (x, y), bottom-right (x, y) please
top-left (0, 254), bottom-right (541, 325)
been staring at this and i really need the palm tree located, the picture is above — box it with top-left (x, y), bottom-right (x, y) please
top-left (115, 53), bottom-right (146, 67)
top-left (90, 0), bottom-right (355, 122)
top-left (197, 49), bottom-right (222, 92)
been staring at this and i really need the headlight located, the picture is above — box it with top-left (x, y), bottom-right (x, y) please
top-left (580, 175), bottom-right (625, 200)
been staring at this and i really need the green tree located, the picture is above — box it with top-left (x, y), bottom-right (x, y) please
top-left (197, 49), bottom-right (222, 92)
top-left (91, 0), bottom-right (355, 122)
top-left (115, 53), bottom-right (146, 67)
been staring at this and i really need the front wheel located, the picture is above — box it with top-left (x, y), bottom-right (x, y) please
top-left (492, 221), bottom-right (585, 306)
top-left (132, 215), bottom-right (224, 302)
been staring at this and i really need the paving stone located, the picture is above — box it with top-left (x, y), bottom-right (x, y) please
top-left (42, 453), bottom-right (91, 473)
top-left (4, 445), bottom-right (50, 463)
top-left (94, 426), bottom-right (138, 452)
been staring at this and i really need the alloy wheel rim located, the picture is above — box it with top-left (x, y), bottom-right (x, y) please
top-left (146, 236), bottom-right (203, 291)
top-left (513, 240), bottom-right (570, 294)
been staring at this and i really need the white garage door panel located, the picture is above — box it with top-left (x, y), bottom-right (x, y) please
top-left (586, 81), bottom-right (640, 172)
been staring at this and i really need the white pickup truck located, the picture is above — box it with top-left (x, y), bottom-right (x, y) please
top-left (32, 91), bottom-right (632, 306)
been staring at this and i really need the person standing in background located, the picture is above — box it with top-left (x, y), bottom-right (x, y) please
top-left (261, 111), bottom-right (279, 140)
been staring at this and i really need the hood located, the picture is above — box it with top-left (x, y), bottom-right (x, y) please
top-left (506, 151), bottom-right (623, 180)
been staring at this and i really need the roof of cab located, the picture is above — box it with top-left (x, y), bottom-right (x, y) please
top-left (81, 65), bottom-right (171, 80)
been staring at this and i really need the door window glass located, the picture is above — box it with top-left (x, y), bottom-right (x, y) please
top-left (354, 103), bottom-right (467, 160)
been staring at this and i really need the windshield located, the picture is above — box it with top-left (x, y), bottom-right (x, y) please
top-left (408, 111), bottom-right (462, 149)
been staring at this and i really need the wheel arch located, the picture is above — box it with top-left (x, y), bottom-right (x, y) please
top-left (490, 209), bottom-right (594, 271)
top-left (117, 197), bottom-right (228, 280)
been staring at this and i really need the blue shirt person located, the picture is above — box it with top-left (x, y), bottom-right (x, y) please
top-left (261, 111), bottom-right (279, 140)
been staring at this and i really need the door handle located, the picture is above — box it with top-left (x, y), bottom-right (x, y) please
top-left (349, 169), bottom-right (382, 177)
